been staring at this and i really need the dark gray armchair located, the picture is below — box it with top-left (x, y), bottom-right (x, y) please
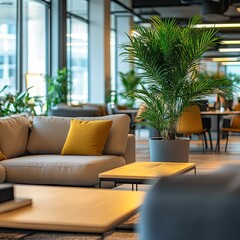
top-left (139, 170), bottom-right (240, 240)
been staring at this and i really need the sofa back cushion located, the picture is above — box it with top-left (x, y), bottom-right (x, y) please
top-left (0, 115), bottom-right (30, 158)
top-left (27, 114), bottom-right (130, 155)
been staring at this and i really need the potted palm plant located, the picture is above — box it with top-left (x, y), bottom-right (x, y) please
top-left (121, 16), bottom-right (232, 162)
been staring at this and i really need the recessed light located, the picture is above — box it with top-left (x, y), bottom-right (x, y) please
top-left (195, 23), bottom-right (240, 28)
top-left (212, 57), bottom-right (238, 61)
top-left (218, 48), bottom-right (240, 52)
top-left (221, 62), bottom-right (240, 65)
top-left (220, 40), bottom-right (240, 44)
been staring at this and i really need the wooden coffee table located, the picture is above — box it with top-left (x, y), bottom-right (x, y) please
top-left (0, 185), bottom-right (145, 235)
top-left (99, 162), bottom-right (196, 190)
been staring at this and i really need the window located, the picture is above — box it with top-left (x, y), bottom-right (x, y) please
top-left (8, 55), bottom-right (15, 64)
top-left (226, 66), bottom-right (240, 75)
top-left (67, 0), bottom-right (88, 19)
top-left (0, 0), bottom-right (49, 99)
top-left (226, 66), bottom-right (240, 97)
top-left (0, 2), bottom-right (17, 93)
top-left (67, 0), bottom-right (89, 103)
top-left (110, 29), bottom-right (116, 91)
top-left (22, 0), bottom-right (49, 100)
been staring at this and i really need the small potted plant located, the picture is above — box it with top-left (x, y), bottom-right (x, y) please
top-left (45, 67), bottom-right (70, 111)
top-left (119, 68), bottom-right (141, 108)
top-left (121, 16), bottom-right (232, 162)
top-left (0, 86), bottom-right (43, 117)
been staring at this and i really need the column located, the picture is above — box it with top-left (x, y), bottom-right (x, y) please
top-left (89, 0), bottom-right (111, 103)
top-left (51, 0), bottom-right (67, 75)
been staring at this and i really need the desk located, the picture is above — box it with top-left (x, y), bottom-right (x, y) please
top-left (113, 109), bottom-right (138, 121)
top-left (201, 111), bottom-right (240, 132)
top-left (201, 111), bottom-right (240, 151)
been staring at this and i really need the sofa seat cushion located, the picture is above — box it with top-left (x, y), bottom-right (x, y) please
top-left (27, 114), bottom-right (130, 156)
top-left (0, 155), bottom-right (126, 186)
top-left (0, 115), bottom-right (29, 158)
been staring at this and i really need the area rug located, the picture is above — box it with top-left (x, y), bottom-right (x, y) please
top-left (0, 213), bottom-right (140, 240)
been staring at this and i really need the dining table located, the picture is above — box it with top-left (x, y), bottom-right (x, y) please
top-left (201, 110), bottom-right (240, 151)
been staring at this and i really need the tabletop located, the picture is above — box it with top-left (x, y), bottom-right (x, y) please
top-left (201, 111), bottom-right (240, 115)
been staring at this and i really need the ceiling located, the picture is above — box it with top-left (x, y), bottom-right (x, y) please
top-left (132, 0), bottom-right (240, 20)
top-left (132, 0), bottom-right (240, 60)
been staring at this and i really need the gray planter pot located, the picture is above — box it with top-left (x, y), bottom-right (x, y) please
top-left (149, 137), bottom-right (190, 162)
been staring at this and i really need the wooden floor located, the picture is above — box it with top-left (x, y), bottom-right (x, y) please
top-left (135, 129), bottom-right (240, 175)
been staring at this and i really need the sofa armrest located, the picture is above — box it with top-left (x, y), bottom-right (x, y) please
top-left (123, 134), bottom-right (135, 164)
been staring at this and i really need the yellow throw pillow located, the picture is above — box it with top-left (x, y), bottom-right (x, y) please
top-left (0, 151), bottom-right (7, 161)
top-left (61, 119), bottom-right (113, 156)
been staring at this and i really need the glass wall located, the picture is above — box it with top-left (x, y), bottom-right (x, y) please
top-left (67, 0), bottom-right (89, 103)
top-left (0, 0), bottom-right (49, 103)
top-left (226, 65), bottom-right (240, 100)
top-left (22, 0), bottom-right (49, 99)
top-left (0, 1), bottom-right (17, 93)
top-left (226, 66), bottom-right (240, 75)
top-left (110, 29), bottom-right (116, 91)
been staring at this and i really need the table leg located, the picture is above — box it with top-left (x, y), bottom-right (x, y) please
top-left (215, 129), bottom-right (221, 152)
top-left (214, 114), bottom-right (222, 152)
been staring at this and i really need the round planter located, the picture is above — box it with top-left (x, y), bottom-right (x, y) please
top-left (149, 137), bottom-right (190, 162)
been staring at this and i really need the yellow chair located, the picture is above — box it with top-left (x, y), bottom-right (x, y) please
top-left (177, 105), bottom-right (212, 153)
top-left (234, 103), bottom-right (240, 111)
top-left (216, 116), bottom-right (240, 152)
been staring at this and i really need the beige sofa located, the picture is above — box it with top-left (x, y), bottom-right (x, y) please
top-left (0, 114), bottom-right (135, 186)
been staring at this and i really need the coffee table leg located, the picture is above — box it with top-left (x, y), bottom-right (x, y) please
top-left (131, 184), bottom-right (138, 191)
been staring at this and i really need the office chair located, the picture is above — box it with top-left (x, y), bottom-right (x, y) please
top-left (216, 115), bottom-right (240, 152)
top-left (177, 105), bottom-right (213, 153)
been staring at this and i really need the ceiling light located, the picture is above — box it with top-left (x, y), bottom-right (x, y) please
top-left (218, 48), bottom-right (240, 52)
top-left (195, 23), bottom-right (240, 28)
top-left (220, 40), bottom-right (240, 44)
top-left (221, 62), bottom-right (240, 65)
top-left (212, 57), bottom-right (238, 61)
